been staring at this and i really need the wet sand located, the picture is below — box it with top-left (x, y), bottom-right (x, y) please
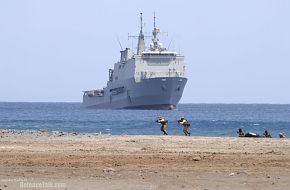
top-left (0, 129), bottom-right (290, 190)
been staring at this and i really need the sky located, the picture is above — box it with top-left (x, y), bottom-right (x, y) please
top-left (0, 0), bottom-right (290, 103)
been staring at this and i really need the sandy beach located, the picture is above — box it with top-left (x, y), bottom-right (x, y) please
top-left (0, 129), bottom-right (290, 190)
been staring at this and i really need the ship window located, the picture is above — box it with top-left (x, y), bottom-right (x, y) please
top-left (119, 65), bottom-right (121, 69)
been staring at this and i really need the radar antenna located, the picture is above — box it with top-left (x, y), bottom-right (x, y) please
top-left (152, 12), bottom-right (159, 50)
top-left (128, 13), bottom-right (150, 55)
top-left (140, 12), bottom-right (143, 34)
top-left (154, 12), bottom-right (156, 29)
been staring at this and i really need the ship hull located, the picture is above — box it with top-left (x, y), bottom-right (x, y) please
top-left (83, 77), bottom-right (187, 110)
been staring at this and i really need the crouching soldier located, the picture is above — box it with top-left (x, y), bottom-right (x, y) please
top-left (237, 128), bottom-right (245, 137)
top-left (156, 116), bottom-right (168, 135)
top-left (279, 133), bottom-right (286, 138)
top-left (178, 117), bottom-right (191, 136)
top-left (263, 130), bottom-right (272, 138)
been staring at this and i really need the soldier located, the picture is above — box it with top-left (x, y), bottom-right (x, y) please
top-left (155, 116), bottom-right (168, 135)
top-left (263, 130), bottom-right (272, 138)
top-left (178, 117), bottom-right (191, 136)
top-left (279, 133), bottom-right (286, 138)
top-left (237, 128), bottom-right (245, 137)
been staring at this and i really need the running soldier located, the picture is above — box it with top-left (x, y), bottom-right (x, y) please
top-left (178, 117), bottom-right (191, 136)
top-left (155, 116), bottom-right (168, 135)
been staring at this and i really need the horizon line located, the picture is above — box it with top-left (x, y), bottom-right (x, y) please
top-left (0, 101), bottom-right (290, 105)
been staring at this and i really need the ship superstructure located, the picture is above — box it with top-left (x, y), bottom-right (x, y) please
top-left (83, 13), bottom-right (187, 109)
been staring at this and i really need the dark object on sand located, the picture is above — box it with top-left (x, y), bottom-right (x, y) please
top-left (263, 130), bottom-right (272, 138)
top-left (156, 116), bottom-right (168, 135)
top-left (279, 133), bottom-right (286, 138)
top-left (244, 132), bottom-right (260, 138)
top-left (178, 117), bottom-right (191, 136)
top-left (237, 128), bottom-right (260, 138)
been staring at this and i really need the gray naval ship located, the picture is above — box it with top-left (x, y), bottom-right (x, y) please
top-left (83, 13), bottom-right (187, 109)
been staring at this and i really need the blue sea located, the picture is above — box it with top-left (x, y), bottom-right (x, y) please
top-left (0, 103), bottom-right (289, 137)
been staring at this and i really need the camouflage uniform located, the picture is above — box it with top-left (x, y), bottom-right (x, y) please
top-left (263, 130), bottom-right (272, 138)
top-left (279, 133), bottom-right (286, 138)
top-left (237, 128), bottom-right (245, 137)
top-left (178, 117), bottom-right (190, 136)
top-left (156, 117), bottom-right (168, 135)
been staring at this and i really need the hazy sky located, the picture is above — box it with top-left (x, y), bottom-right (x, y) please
top-left (0, 0), bottom-right (289, 103)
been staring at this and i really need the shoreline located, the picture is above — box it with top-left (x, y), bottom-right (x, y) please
top-left (1, 129), bottom-right (290, 189)
top-left (0, 128), bottom-right (287, 138)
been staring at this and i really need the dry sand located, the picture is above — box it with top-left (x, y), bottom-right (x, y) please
top-left (0, 129), bottom-right (290, 190)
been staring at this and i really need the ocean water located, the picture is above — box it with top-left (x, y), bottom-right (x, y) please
top-left (0, 103), bottom-right (289, 137)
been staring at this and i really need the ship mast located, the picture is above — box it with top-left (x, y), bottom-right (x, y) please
top-left (137, 13), bottom-right (145, 55)
top-left (151, 12), bottom-right (161, 51)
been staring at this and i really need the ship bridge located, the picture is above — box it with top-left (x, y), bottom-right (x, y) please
top-left (133, 13), bottom-right (185, 82)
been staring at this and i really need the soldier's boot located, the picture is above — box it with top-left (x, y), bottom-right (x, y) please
top-left (183, 129), bottom-right (187, 136)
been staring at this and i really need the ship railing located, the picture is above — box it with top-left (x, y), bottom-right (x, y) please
top-left (140, 71), bottom-right (183, 79)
